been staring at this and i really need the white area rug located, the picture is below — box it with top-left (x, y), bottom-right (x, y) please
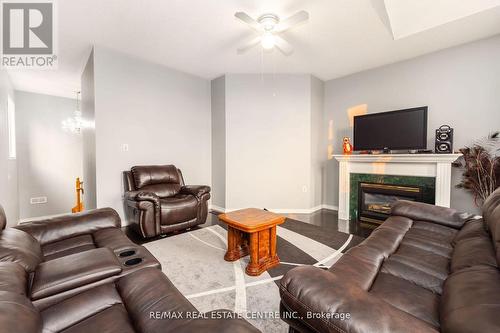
top-left (144, 224), bottom-right (354, 332)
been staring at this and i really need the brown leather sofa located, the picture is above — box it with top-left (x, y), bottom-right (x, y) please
top-left (0, 206), bottom-right (259, 333)
top-left (0, 206), bottom-right (161, 309)
top-left (280, 187), bottom-right (500, 333)
top-left (123, 165), bottom-right (211, 238)
top-left (0, 263), bottom-right (260, 333)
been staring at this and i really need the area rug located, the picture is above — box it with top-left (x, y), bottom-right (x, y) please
top-left (143, 219), bottom-right (363, 333)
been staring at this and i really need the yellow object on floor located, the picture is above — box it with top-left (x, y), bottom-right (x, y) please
top-left (71, 177), bottom-right (84, 213)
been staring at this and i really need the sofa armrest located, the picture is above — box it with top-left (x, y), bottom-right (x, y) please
top-left (124, 191), bottom-right (161, 238)
top-left (124, 191), bottom-right (160, 204)
top-left (117, 268), bottom-right (259, 333)
top-left (31, 247), bottom-right (122, 300)
top-left (280, 266), bottom-right (438, 333)
top-left (15, 208), bottom-right (120, 245)
top-left (391, 200), bottom-right (472, 229)
top-left (180, 185), bottom-right (211, 199)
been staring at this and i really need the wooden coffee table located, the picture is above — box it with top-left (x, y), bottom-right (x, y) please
top-left (219, 208), bottom-right (285, 276)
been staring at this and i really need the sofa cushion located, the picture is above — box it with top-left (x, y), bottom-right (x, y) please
top-left (131, 165), bottom-right (182, 198)
top-left (482, 187), bottom-right (500, 263)
top-left (31, 247), bottom-right (122, 300)
top-left (0, 228), bottom-right (43, 272)
top-left (371, 272), bottom-right (440, 328)
top-left (403, 221), bottom-right (455, 258)
top-left (452, 218), bottom-right (489, 246)
top-left (381, 257), bottom-right (445, 295)
top-left (0, 291), bottom-right (41, 333)
top-left (41, 268), bottom-right (258, 333)
top-left (41, 283), bottom-right (129, 333)
top-left (42, 234), bottom-right (96, 261)
top-left (93, 227), bottom-right (138, 252)
top-left (325, 216), bottom-right (411, 290)
top-left (440, 266), bottom-right (500, 333)
top-left (116, 267), bottom-right (197, 333)
top-left (280, 266), bottom-right (438, 333)
top-left (160, 195), bottom-right (198, 225)
top-left (451, 236), bottom-right (497, 273)
top-left (63, 305), bottom-right (135, 333)
top-left (0, 262), bottom-right (28, 295)
top-left (388, 243), bottom-right (449, 282)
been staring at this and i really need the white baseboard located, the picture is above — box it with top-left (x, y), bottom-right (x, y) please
top-left (209, 204), bottom-right (338, 214)
top-left (209, 205), bottom-right (226, 213)
top-left (320, 204), bottom-right (339, 211)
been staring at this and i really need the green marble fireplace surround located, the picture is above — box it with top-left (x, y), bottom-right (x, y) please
top-left (349, 173), bottom-right (436, 220)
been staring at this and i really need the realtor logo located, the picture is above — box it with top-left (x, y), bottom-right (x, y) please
top-left (1, 0), bottom-right (57, 68)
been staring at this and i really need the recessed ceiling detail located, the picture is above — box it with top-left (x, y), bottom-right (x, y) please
top-left (377, 0), bottom-right (500, 39)
top-left (5, 1), bottom-right (500, 98)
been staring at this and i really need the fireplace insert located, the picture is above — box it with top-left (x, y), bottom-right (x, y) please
top-left (358, 182), bottom-right (422, 227)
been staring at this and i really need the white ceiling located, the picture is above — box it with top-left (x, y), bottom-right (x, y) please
top-left (7, 0), bottom-right (500, 98)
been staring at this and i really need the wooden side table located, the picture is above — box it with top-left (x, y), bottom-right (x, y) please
top-left (218, 208), bottom-right (285, 276)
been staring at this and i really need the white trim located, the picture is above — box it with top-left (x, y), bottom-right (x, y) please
top-left (333, 153), bottom-right (462, 163)
top-left (211, 204), bottom-right (338, 215)
top-left (320, 204), bottom-right (338, 211)
top-left (209, 205), bottom-right (226, 213)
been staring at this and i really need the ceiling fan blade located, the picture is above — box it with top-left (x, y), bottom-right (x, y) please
top-left (276, 10), bottom-right (309, 32)
top-left (274, 35), bottom-right (293, 55)
top-left (237, 36), bottom-right (261, 54)
top-left (235, 12), bottom-right (261, 31)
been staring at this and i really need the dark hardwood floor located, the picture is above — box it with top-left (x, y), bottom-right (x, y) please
top-left (125, 209), bottom-right (372, 245)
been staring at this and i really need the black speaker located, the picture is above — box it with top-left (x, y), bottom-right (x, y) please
top-left (435, 125), bottom-right (453, 154)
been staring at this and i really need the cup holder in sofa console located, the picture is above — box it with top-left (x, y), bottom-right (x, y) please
top-left (119, 250), bottom-right (137, 258)
top-left (124, 258), bottom-right (143, 266)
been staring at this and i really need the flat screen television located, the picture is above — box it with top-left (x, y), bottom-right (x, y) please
top-left (353, 107), bottom-right (428, 151)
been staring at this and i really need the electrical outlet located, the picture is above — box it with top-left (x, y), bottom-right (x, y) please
top-left (302, 185), bottom-right (308, 193)
top-left (121, 144), bottom-right (129, 152)
top-left (30, 197), bottom-right (47, 204)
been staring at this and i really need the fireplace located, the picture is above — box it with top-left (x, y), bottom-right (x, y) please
top-left (358, 182), bottom-right (423, 226)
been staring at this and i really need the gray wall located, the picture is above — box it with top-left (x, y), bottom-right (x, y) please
top-left (81, 50), bottom-right (97, 209)
top-left (224, 74), bottom-right (316, 211)
top-left (15, 91), bottom-right (82, 219)
top-left (324, 35), bottom-right (500, 213)
top-left (210, 76), bottom-right (226, 209)
top-left (310, 76), bottom-right (325, 208)
top-left (0, 71), bottom-right (18, 226)
top-left (93, 46), bottom-right (211, 221)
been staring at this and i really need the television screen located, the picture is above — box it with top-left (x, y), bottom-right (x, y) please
top-left (353, 107), bottom-right (428, 151)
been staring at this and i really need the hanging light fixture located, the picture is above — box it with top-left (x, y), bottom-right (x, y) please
top-left (62, 91), bottom-right (84, 134)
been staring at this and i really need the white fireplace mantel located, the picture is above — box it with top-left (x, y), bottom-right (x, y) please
top-left (333, 153), bottom-right (462, 221)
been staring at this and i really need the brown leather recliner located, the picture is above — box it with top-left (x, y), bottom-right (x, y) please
top-left (123, 165), bottom-right (211, 238)
top-left (0, 205), bottom-right (161, 310)
top-left (280, 187), bottom-right (500, 333)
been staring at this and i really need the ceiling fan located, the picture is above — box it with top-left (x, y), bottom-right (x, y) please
top-left (234, 10), bottom-right (309, 56)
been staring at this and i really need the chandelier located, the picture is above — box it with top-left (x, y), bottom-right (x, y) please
top-left (62, 91), bottom-right (84, 134)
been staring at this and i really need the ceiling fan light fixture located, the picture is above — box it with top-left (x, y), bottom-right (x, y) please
top-left (261, 32), bottom-right (275, 50)
top-left (235, 10), bottom-right (308, 55)
top-left (258, 13), bottom-right (280, 31)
